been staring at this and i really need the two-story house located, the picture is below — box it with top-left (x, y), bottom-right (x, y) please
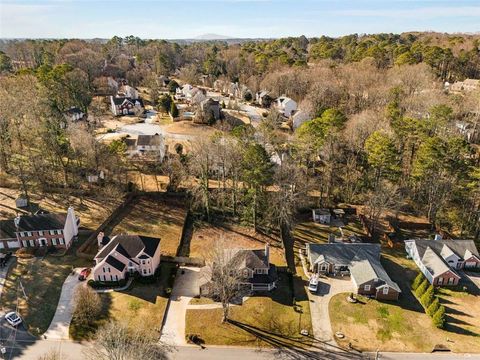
top-left (201, 244), bottom-right (278, 295)
top-left (93, 233), bottom-right (161, 282)
top-left (274, 96), bottom-right (297, 117)
top-left (124, 133), bottom-right (165, 161)
top-left (405, 238), bottom-right (480, 286)
top-left (110, 96), bottom-right (144, 116)
top-left (0, 207), bottom-right (79, 250)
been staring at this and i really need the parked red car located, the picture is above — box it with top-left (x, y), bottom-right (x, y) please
top-left (78, 268), bottom-right (91, 281)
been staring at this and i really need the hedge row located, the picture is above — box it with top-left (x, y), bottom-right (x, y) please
top-left (411, 272), bottom-right (446, 329)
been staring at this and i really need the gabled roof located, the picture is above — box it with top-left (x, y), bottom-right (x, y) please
top-left (95, 234), bottom-right (161, 261)
top-left (105, 255), bottom-right (126, 272)
top-left (421, 247), bottom-right (457, 278)
top-left (0, 213), bottom-right (67, 239)
top-left (226, 247), bottom-right (269, 270)
top-left (65, 107), bottom-right (83, 115)
top-left (111, 96), bottom-right (144, 107)
top-left (307, 243), bottom-right (380, 267)
top-left (350, 254), bottom-right (401, 293)
top-left (406, 239), bottom-right (479, 260)
top-left (137, 134), bottom-right (162, 146)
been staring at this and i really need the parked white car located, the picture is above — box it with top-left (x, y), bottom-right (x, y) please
top-left (5, 312), bottom-right (22, 327)
top-left (308, 276), bottom-right (319, 293)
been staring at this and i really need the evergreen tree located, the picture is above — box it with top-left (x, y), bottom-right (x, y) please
top-left (427, 297), bottom-right (440, 317)
top-left (412, 272), bottom-right (424, 290)
top-left (420, 285), bottom-right (434, 308)
top-left (432, 305), bottom-right (446, 328)
top-left (415, 279), bottom-right (429, 298)
top-left (170, 101), bottom-right (179, 118)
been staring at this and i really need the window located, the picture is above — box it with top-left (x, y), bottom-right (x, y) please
top-left (141, 260), bottom-right (146, 265)
top-left (49, 230), bottom-right (55, 235)
top-left (52, 238), bottom-right (57, 246)
top-left (59, 238), bottom-right (64, 245)
top-left (107, 267), bottom-right (111, 273)
top-left (56, 230), bottom-right (62, 235)
top-left (448, 277), bottom-right (455, 285)
top-left (27, 232), bottom-right (32, 237)
top-left (364, 285), bottom-right (371, 291)
top-left (143, 269), bottom-right (147, 275)
top-left (103, 267), bottom-right (106, 273)
top-left (437, 277), bottom-right (444, 285)
top-left (19, 232), bottom-right (25, 237)
top-left (39, 231), bottom-right (44, 236)
top-left (29, 240), bottom-right (35, 247)
top-left (22, 241), bottom-right (28, 248)
top-left (382, 287), bottom-right (389, 295)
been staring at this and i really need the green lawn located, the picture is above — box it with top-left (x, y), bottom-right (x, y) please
top-left (70, 262), bottom-right (176, 340)
top-left (0, 239), bottom-right (92, 336)
top-left (185, 271), bottom-right (313, 348)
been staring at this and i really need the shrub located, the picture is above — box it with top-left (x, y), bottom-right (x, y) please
top-left (427, 298), bottom-right (440, 317)
top-left (16, 247), bottom-right (35, 259)
top-left (412, 272), bottom-right (424, 290)
top-left (420, 285), bottom-right (435, 308)
top-left (432, 305), bottom-right (446, 328)
top-left (415, 279), bottom-right (429, 297)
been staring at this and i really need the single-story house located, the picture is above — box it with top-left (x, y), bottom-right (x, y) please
top-left (0, 207), bottom-right (79, 250)
top-left (64, 107), bottom-right (85, 122)
top-left (93, 234), bottom-right (161, 282)
top-left (405, 239), bottom-right (480, 286)
top-left (201, 244), bottom-right (278, 295)
top-left (312, 209), bottom-right (331, 224)
top-left (110, 96), bottom-right (144, 116)
top-left (255, 91), bottom-right (272, 107)
top-left (306, 243), bottom-right (401, 300)
top-left (274, 96), bottom-right (297, 117)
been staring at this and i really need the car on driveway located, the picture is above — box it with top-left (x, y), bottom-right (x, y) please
top-left (78, 268), bottom-right (91, 281)
top-left (308, 276), bottom-right (319, 293)
top-left (5, 312), bottom-right (22, 327)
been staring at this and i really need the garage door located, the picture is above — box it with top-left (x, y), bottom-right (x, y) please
top-left (465, 261), bottom-right (477, 268)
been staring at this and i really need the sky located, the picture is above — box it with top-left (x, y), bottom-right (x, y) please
top-left (0, 0), bottom-right (479, 39)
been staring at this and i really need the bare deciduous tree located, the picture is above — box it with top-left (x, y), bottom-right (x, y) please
top-left (72, 285), bottom-right (101, 327)
top-left (84, 320), bottom-right (170, 360)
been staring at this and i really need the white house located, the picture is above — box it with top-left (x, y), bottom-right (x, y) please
top-left (64, 107), bottom-right (85, 122)
top-left (110, 96), bottom-right (144, 116)
top-left (124, 134), bottom-right (165, 161)
top-left (118, 85), bottom-right (139, 99)
top-left (93, 234), bottom-right (161, 282)
top-left (274, 96), bottom-right (297, 117)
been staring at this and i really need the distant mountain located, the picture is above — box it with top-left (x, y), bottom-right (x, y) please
top-left (195, 33), bottom-right (231, 40)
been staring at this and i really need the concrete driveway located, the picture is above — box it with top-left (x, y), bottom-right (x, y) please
top-left (307, 276), bottom-right (353, 344)
top-left (43, 268), bottom-right (83, 340)
top-left (160, 266), bottom-right (201, 346)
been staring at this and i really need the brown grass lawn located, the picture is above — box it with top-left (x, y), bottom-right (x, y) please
top-left (70, 262), bottom-right (176, 340)
top-left (188, 221), bottom-right (286, 266)
top-left (110, 196), bottom-right (187, 257)
top-left (185, 273), bottom-right (313, 348)
top-left (0, 187), bottom-right (121, 230)
top-left (293, 214), bottom-right (367, 250)
top-left (329, 246), bottom-right (480, 352)
top-left (0, 239), bottom-right (92, 336)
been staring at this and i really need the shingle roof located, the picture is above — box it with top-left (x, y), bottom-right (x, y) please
top-left (105, 255), bottom-right (126, 272)
top-left (227, 247), bottom-right (269, 270)
top-left (137, 134), bottom-right (162, 146)
top-left (350, 254), bottom-right (401, 292)
top-left (421, 247), bottom-right (456, 278)
top-left (0, 213), bottom-right (67, 239)
top-left (95, 234), bottom-right (161, 261)
top-left (408, 239), bottom-right (479, 260)
top-left (307, 243), bottom-right (380, 267)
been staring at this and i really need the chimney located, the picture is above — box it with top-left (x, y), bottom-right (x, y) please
top-left (265, 244), bottom-right (270, 260)
top-left (97, 232), bottom-right (105, 249)
top-left (67, 207), bottom-right (79, 236)
top-left (14, 215), bottom-right (21, 229)
top-left (434, 234), bottom-right (442, 241)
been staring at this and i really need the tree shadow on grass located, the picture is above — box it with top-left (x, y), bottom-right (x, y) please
top-left (227, 319), bottom-right (363, 360)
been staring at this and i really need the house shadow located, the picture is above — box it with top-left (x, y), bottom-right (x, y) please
top-left (444, 322), bottom-right (478, 337)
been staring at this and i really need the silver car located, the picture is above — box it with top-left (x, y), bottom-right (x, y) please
top-left (5, 312), bottom-right (22, 327)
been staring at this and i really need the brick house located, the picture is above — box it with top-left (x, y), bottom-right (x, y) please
top-left (0, 207), bottom-right (79, 250)
top-left (405, 239), bottom-right (480, 286)
top-left (93, 234), bottom-right (161, 282)
top-left (306, 243), bottom-right (401, 300)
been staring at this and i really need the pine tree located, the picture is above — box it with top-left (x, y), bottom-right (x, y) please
top-left (415, 279), bottom-right (428, 298)
top-left (420, 285), bottom-right (434, 308)
top-left (170, 101), bottom-right (179, 118)
top-left (412, 272), bottom-right (424, 290)
top-left (432, 305), bottom-right (446, 328)
top-left (427, 298), bottom-right (440, 317)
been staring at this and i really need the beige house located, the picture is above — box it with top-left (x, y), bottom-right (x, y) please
top-left (93, 234), bottom-right (161, 282)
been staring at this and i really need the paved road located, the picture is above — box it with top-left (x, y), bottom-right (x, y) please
top-left (308, 276), bottom-right (353, 343)
top-left (160, 266), bottom-right (201, 346)
top-left (0, 257), bottom-right (14, 299)
top-left (14, 340), bottom-right (480, 360)
top-left (43, 268), bottom-right (82, 340)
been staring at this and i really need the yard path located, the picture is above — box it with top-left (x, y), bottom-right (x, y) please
top-left (160, 266), bottom-right (200, 346)
top-left (307, 277), bottom-right (353, 344)
top-left (43, 268), bottom-right (83, 340)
